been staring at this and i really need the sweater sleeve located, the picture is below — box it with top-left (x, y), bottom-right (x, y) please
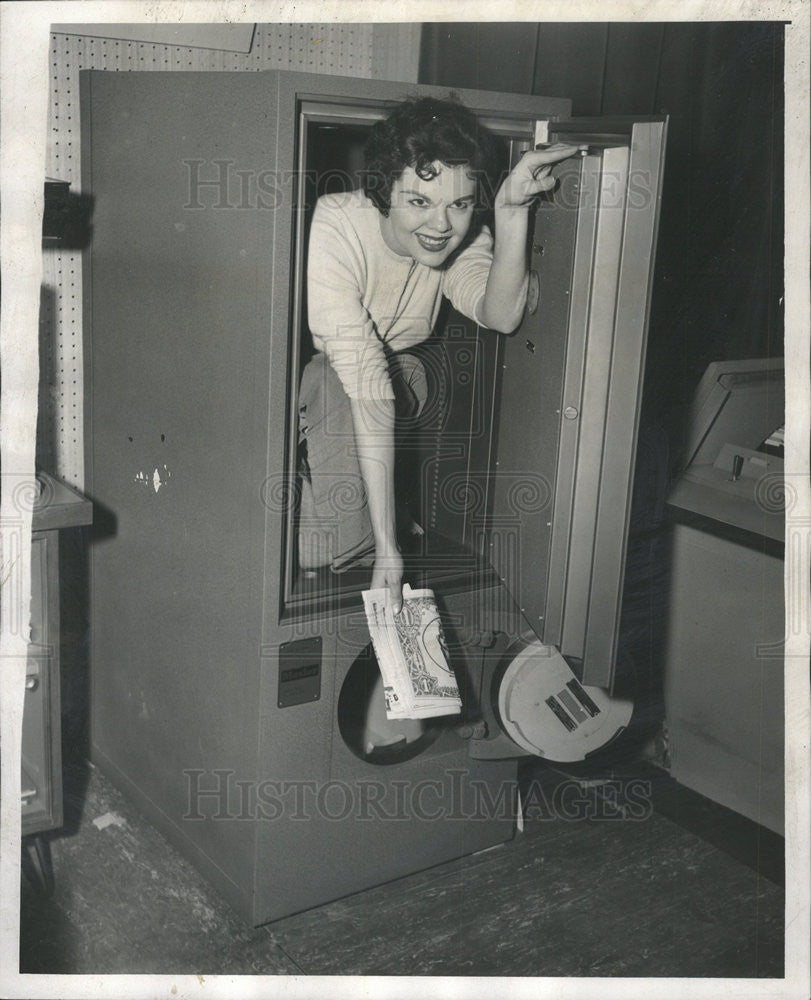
top-left (306, 197), bottom-right (394, 401)
top-left (442, 225), bottom-right (495, 327)
top-left (442, 224), bottom-right (529, 328)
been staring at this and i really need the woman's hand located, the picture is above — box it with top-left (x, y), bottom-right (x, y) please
top-left (480, 142), bottom-right (587, 332)
top-left (370, 545), bottom-right (404, 615)
top-left (495, 143), bottom-right (586, 211)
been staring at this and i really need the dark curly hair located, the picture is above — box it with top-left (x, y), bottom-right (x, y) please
top-left (361, 95), bottom-right (499, 217)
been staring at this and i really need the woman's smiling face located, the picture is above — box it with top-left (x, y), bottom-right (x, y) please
top-left (378, 162), bottom-right (477, 267)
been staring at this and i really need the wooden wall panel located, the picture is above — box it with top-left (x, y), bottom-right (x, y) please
top-left (600, 22), bottom-right (666, 115)
top-left (533, 23), bottom-right (609, 114)
top-left (419, 22), bottom-right (537, 95)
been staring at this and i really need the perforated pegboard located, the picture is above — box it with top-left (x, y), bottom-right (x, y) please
top-left (42, 22), bottom-right (420, 488)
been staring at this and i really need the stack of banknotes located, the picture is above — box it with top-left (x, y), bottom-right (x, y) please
top-left (362, 584), bottom-right (462, 720)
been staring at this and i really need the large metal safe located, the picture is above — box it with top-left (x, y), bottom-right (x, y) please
top-left (81, 70), bottom-right (666, 924)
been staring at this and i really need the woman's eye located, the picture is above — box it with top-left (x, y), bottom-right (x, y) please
top-left (408, 198), bottom-right (428, 207)
top-left (452, 201), bottom-right (473, 211)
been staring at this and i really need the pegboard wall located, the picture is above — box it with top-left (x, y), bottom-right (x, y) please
top-left (40, 22), bottom-right (421, 488)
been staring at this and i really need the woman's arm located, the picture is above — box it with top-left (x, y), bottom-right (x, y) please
top-left (307, 197), bottom-right (403, 610)
top-left (349, 397), bottom-right (404, 614)
top-left (479, 143), bottom-right (585, 333)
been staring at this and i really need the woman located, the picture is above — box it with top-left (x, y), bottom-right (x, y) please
top-left (299, 96), bottom-right (581, 612)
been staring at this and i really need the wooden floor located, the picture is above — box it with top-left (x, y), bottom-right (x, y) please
top-left (19, 755), bottom-right (784, 978)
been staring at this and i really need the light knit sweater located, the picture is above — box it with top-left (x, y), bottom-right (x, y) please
top-left (306, 190), bottom-right (496, 400)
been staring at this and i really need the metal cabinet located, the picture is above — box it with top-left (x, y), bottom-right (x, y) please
top-left (82, 70), bottom-right (665, 923)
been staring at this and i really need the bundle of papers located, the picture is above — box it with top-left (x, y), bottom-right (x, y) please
top-left (362, 584), bottom-right (462, 720)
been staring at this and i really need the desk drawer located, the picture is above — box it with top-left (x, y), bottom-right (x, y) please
top-left (22, 531), bottom-right (62, 836)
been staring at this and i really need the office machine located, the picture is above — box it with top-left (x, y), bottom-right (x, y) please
top-left (664, 358), bottom-right (785, 834)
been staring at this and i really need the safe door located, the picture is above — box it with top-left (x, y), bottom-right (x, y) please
top-left (487, 118), bottom-right (667, 689)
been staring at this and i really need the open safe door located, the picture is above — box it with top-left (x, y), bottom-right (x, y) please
top-left (486, 116), bottom-right (667, 692)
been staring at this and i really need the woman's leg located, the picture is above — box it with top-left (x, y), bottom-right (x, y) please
top-left (298, 354), bottom-right (375, 572)
top-left (389, 352), bottom-right (428, 536)
top-left (297, 351), bottom-right (428, 572)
